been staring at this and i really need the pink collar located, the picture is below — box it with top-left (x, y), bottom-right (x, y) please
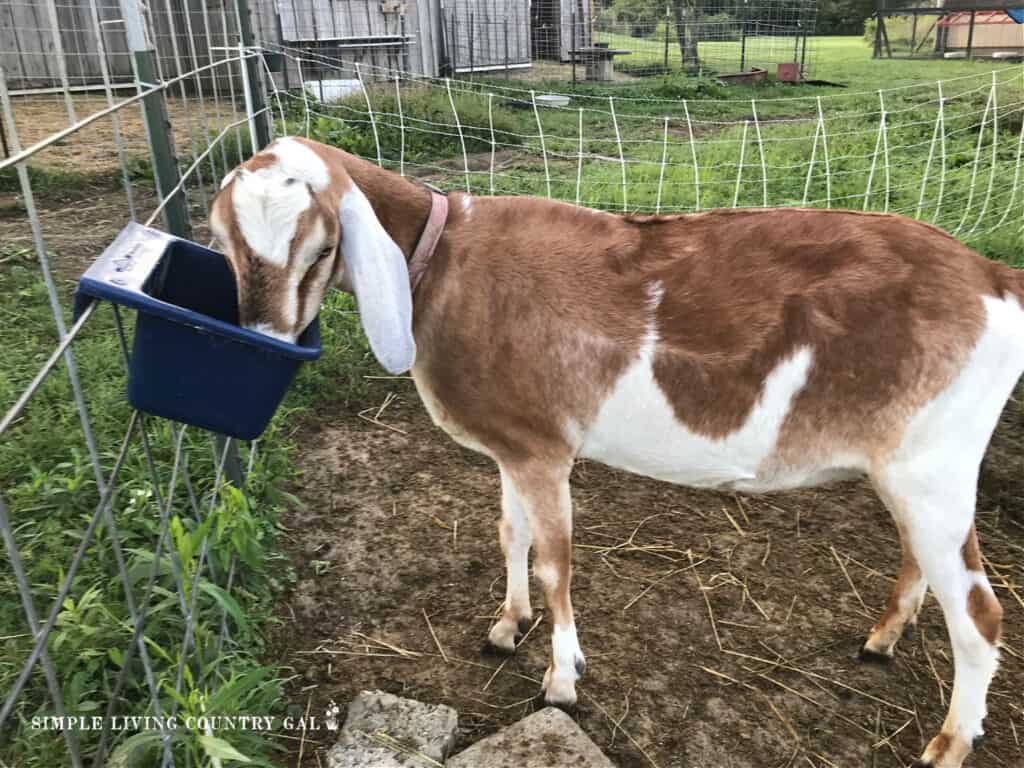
top-left (408, 191), bottom-right (448, 293)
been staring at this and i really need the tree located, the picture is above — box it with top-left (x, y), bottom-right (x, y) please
top-left (672, 0), bottom-right (701, 67)
top-left (817, 0), bottom-right (876, 34)
top-left (606, 0), bottom-right (663, 37)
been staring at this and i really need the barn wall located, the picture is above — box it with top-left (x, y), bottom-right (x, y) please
top-left (0, 0), bottom-right (444, 91)
top-left (557, 0), bottom-right (591, 62)
top-left (262, 0), bottom-right (436, 81)
top-left (0, 0), bottom-right (248, 92)
top-left (0, 0), bottom-right (537, 91)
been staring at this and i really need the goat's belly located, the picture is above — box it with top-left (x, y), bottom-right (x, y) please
top-left (578, 344), bottom-right (852, 492)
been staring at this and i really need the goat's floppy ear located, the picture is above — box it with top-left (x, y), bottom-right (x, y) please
top-left (338, 187), bottom-right (416, 374)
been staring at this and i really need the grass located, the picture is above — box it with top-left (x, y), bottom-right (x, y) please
top-left (0, 227), bottom-right (378, 766)
top-left (0, 249), bottom-right (308, 766)
top-left (1, 34), bottom-right (1022, 768)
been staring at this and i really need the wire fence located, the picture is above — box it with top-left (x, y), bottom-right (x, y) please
top-left (0, 0), bottom-right (284, 764)
top-left (442, 16), bottom-right (817, 82)
top-left (0, 0), bottom-right (823, 97)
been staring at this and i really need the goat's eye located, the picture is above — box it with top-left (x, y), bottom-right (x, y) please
top-left (317, 247), bottom-right (333, 262)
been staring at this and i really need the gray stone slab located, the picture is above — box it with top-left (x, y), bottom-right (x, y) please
top-left (326, 691), bottom-right (459, 768)
top-left (445, 707), bottom-right (615, 768)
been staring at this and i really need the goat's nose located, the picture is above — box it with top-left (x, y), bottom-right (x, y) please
top-left (244, 322), bottom-right (296, 344)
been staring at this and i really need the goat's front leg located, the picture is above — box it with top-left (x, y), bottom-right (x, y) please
top-left (486, 467), bottom-right (534, 653)
top-left (503, 459), bottom-right (584, 708)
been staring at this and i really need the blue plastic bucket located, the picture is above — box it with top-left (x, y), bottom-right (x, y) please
top-left (74, 223), bottom-right (321, 440)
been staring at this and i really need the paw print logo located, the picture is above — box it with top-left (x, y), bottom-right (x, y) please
top-left (325, 700), bottom-right (341, 732)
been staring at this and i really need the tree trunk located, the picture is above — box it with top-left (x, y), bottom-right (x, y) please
top-left (672, 0), bottom-right (700, 67)
top-left (672, 0), bottom-right (688, 64)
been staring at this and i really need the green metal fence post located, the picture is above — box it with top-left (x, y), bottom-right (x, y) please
top-left (663, 5), bottom-right (670, 71)
top-left (235, 0), bottom-right (271, 150)
top-left (118, 0), bottom-right (191, 239)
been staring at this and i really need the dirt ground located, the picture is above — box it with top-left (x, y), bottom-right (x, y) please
top-left (268, 385), bottom-right (1024, 768)
top-left (3, 95), bottom-right (244, 174)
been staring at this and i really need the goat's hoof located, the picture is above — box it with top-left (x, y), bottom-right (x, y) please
top-left (911, 762), bottom-right (933, 768)
top-left (540, 686), bottom-right (578, 714)
top-left (541, 664), bottom-right (579, 712)
top-left (546, 697), bottom-right (577, 715)
top-left (574, 656), bottom-right (587, 678)
top-left (517, 617), bottom-right (533, 635)
top-left (486, 617), bottom-right (527, 655)
top-left (481, 640), bottom-right (516, 657)
top-left (972, 735), bottom-right (985, 750)
top-left (857, 644), bottom-right (892, 664)
top-left (902, 622), bottom-right (917, 641)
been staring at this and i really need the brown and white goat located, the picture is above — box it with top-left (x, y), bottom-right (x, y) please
top-left (210, 136), bottom-right (1020, 768)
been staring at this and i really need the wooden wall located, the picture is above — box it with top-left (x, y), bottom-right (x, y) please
top-left (1, 0), bottom-right (248, 91)
top-left (0, 0), bottom-right (538, 92)
top-left (945, 19), bottom-right (1024, 50)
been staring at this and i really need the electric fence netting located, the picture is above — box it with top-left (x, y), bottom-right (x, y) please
top-left (260, 48), bottom-right (1023, 244)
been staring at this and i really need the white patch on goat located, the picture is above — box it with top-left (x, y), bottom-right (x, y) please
top-left (247, 322), bottom-right (294, 343)
top-left (550, 623), bottom-right (583, 681)
top-left (293, 216), bottom-right (328, 271)
top-left (564, 417), bottom-right (585, 450)
top-left (873, 293), bottom-right (1024, 746)
top-left (269, 137), bottom-right (330, 191)
top-left (580, 281), bottom-right (813, 490)
top-left (232, 166), bottom-right (311, 268)
top-left (890, 294), bottom-right (1024, 474)
top-left (499, 469), bottom-right (532, 614)
top-left (534, 562), bottom-right (559, 591)
top-left (461, 195), bottom-right (472, 219)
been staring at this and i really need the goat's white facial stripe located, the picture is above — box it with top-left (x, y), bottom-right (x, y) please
top-left (246, 322), bottom-right (293, 342)
top-left (270, 137), bottom-right (330, 191)
top-left (232, 166), bottom-right (311, 267)
top-left (293, 217), bottom-right (328, 269)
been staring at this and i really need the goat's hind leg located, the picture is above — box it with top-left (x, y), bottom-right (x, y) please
top-left (873, 471), bottom-right (1002, 768)
top-left (486, 467), bottom-right (534, 654)
top-left (861, 517), bottom-right (928, 662)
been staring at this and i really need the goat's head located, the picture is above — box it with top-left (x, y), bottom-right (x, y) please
top-left (210, 137), bottom-right (415, 373)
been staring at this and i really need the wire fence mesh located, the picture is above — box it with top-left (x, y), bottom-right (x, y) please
top-left (0, 0), bottom-right (824, 96)
top-left (0, 1), bottom-right (286, 764)
top-left (440, 0), bottom-right (819, 82)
